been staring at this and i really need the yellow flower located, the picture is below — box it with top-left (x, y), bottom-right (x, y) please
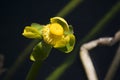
top-left (22, 17), bottom-right (75, 61)
top-left (42, 17), bottom-right (74, 50)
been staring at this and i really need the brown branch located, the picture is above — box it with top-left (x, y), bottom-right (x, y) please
top-left (79, 30), bottom-right (120, 80)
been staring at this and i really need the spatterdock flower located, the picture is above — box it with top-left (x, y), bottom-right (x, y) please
top-left (42, 17), bottom-right (75, 49)
top-left (22, 17), bottom-right (75, 61)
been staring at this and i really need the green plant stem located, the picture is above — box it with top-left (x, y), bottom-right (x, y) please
top-left (46, 52), bottom-right (76, 80)
top-left (81, 1), bottom-right (120, 43)
top-left (26, 61), bottom-right (43, 80)
top-left (46, 1), bottom-right (120, 80)
top-left (56, 0), bottom-right (82, 17)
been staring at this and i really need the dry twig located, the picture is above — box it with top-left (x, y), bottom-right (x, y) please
top-left (80, 30), bottom-right (120, 80)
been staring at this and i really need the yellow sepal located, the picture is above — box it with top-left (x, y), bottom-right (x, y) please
top-left (22, 26), bottom-right (41, 39)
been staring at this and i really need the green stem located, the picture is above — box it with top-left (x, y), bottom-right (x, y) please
top-left (46, 53), bottom-right (76, 80)
top-left (56, 0), bottom-right (83, 17)
top-left (81, 1), bottom-right (120, 43)
top-left (26, 61), bottom-right (43, 80)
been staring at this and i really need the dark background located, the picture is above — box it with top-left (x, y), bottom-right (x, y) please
top-left (0, 0), bottom-right (120, 80)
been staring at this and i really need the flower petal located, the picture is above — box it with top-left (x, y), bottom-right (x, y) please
top-left (22, 26), bottom-right (42, 39)
top-left (31, 23), bottom-right (43, 32)
top-left (56, 34), bottom-right (75, 53)
top-left (50, 17), bottom-right (69, 32)
top-left (53, 36), bottom-right (70, 48)
top-left (66, 34), bottom-right (75, 53)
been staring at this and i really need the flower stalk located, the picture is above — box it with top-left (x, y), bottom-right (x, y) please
top-left (26, 61), bottom-right (43, 80)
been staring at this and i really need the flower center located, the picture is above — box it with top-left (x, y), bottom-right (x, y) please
top-left (42, 24), bottom-right (64, 46)
top-left (49, 23), bottom-right (63, 36)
